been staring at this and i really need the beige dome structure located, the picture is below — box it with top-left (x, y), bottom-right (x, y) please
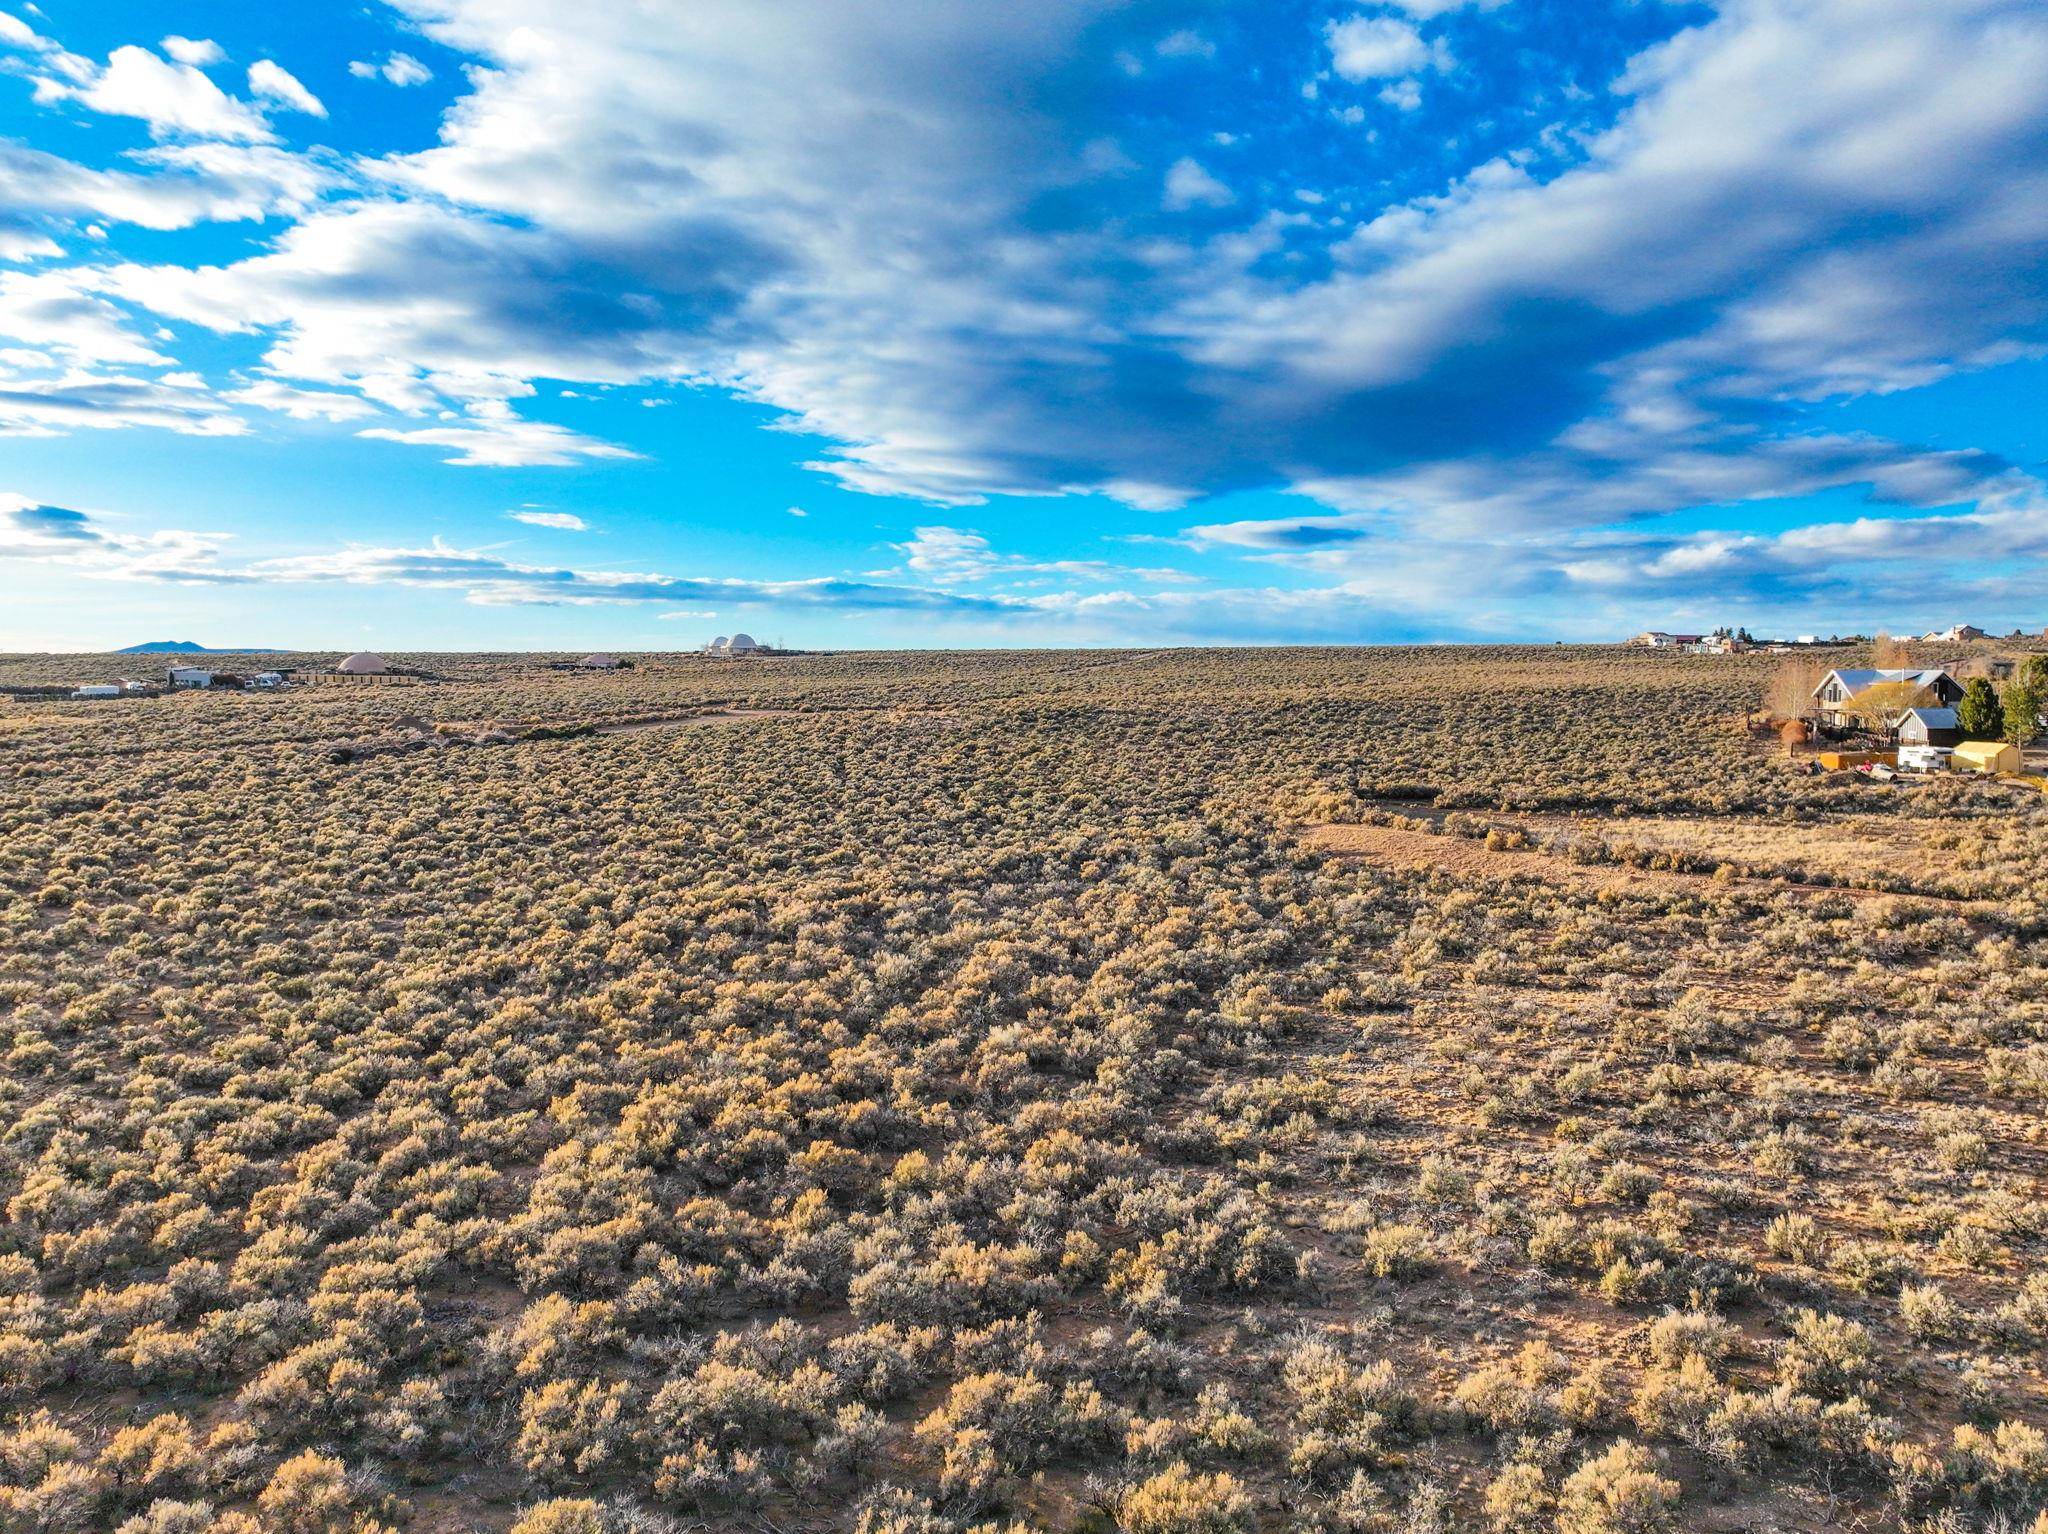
top-left (727, 632), bottom-right (759, 654)
top-left (337, 652), bottom-right (389, 675)
top-left (578, 654), bottom-right (621, 669)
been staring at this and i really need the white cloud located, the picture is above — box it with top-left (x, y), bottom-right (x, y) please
top-left (0, 494), bottom-right (239, 580)
top-left (226, 378), bottom-right (383, 422)
top-left (5, 0), bottom-right (2043, 586)
top-left (0, 268), bottom-right (170, 366)
top-left (1385, 0), bottom-right (1509, 15)
top-left (893, 525), bottom-right (1200, 589)
top-left (68, 45), bottom-right (275, 141)
top-left (0, 141), bottom-right (334, 246)
top-left (160, 36), bottom-right (224, 68)
top-left (1163, 156), bottom-right (1233, 210)
top-left (350, 52), bottom-right (433, 87)
top-left (247, 60), bottom-right (325, 118)
top-left (358, 400), bottom-right (639, 466)
top-left (0, 366), bottom-right (248, 440)
top-left (507, 509), bottom-right (588, 529)
top-left (1155, 30), bottom-right (1214, 60)
top-left (1325, 17), bottom-right (1428, 81)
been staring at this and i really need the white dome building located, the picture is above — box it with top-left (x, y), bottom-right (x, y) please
top-left (337, 652), bottom-right (389, 675)
top-left (708, 635), bottom-right (730, 651)
top-left (578, 654), bottom-right (621, 669)
top-left (727, 632), bottom-right (759, 654)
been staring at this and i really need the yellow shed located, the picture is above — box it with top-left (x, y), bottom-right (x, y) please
top-left (1950, 740), bottom-right (2020, 774)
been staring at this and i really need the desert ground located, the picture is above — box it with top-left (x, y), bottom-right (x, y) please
top-left (0, 646), bottom-right (2044, 1534)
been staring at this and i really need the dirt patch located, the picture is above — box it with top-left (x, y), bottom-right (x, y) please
top-left (592, 708), bottom-right (810, 734)
top-left (1523, 810), bottom-right (1938, 886)
top-left (1302, 820), bottom-right (1974, 907)
top-left (1305, 821), bottom-right (1709, 895)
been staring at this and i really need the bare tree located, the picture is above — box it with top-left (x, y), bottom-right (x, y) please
top-left (1844, 679), bottom-right (1933, 733)
top-left (1764, 659), bottom-right (1824, 722)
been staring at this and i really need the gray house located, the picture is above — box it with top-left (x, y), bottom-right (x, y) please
top-left (1894, 707), bottom-right (1962, 747)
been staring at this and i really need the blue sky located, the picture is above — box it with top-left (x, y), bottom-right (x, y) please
top-left (1, 0), bottom-right (2044, 650)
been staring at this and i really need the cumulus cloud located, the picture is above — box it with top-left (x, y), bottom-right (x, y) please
top-left (247, 60), bottom-right (325, 118)
top-left (1324, 17), bottom-right (1429, 81)
top-left (0, 268), bottom-right (173, 366)
top-left (160, 36), bottom-right (225, 69)
top-left (63, 44), bottom-right (275, 141)
top-left (350, 53), bottom-right (433, 87)
top-left (1163, 157), bottom-right (1233, 210)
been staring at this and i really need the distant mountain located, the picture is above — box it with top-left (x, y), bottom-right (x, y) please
top-left (115, 640), bottom-right (286, 654)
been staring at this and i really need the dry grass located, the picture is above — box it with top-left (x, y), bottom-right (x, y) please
top-left (0, 644), bottom-right (2044, 1534)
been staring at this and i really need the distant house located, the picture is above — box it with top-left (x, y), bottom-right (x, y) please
top-left (166, 666), bottom-right (213, 688)
top-left (1921, 624), bottom-right (1985, 643)
top-left (1894, 707), bottom-right (1961, 748)
top-left (1812, 668), bottom-right (1962, 725)
top-left (1627, 631), bottom-right (1704, 649)
top-left (337, 652), bottom-right (389, 676)
top-left (578, 654), bottom-right (621, 670)
top-left (72, 684), bottom-right (120, 700)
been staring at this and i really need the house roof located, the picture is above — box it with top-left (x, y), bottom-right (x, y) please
top-left (1814, 667), bottom-right (1952, 697)
top-left (1894, 707), bottom-right (1958, 730)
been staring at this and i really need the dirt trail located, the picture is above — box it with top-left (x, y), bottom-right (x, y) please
top-left (593, 706), bottom-right (960, 736)
top-left (592, 708), bottom-right (809, 735)
top-left (1303, 820), bottom-right (1972, 906)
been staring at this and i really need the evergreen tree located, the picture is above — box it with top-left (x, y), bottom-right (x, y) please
top-left (1957, 676), bottom-right (2004, 739)
top-left (1999, 676), bottom-right (2042, 747)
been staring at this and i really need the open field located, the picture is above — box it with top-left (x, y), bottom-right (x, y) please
top-left (1, 646), bottom-right (2045, 1534)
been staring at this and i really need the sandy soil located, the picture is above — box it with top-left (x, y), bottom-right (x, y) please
top-left (1302, 820), bottom-right (1972, 906)
top-left (1304, 821), bottom-right (1709, 894)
